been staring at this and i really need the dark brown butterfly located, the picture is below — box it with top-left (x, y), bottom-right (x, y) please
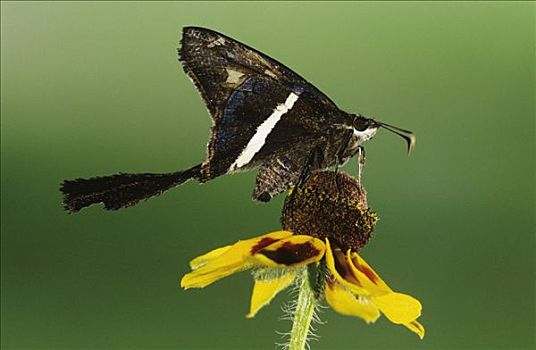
top-left (61, 26), bottom-right (414, 213)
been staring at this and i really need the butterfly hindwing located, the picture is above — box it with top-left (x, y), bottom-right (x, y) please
top-left (252, 138), bottom-right (324, 202)
top-left (253, 155), bottom-right (302, 202)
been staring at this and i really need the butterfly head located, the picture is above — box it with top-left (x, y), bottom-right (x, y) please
top-left (351, 114), bottom-right (416, 154)
top-left (352, 115), bottom-right (380, 142)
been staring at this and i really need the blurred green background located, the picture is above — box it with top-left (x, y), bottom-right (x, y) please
top-left (1, 2), bottom-right (534, 349)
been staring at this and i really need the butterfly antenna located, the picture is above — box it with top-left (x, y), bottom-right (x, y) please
top-left (376, 121), bottom-right (416, 154)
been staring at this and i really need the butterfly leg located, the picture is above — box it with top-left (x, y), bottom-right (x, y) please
top-left (357, 146), bottom-right (366, 184)
top-left (295, 145), bottom-right (325, 191)
top-left (286, 146), bottom-right (325, 216)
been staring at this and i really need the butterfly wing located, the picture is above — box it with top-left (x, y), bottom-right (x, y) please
top-left (179, 27), bottom-right (346, 189)
top-left (179, 26), bottom-right (339, 117)
top-left (253, 147), bottom-right (319, 202)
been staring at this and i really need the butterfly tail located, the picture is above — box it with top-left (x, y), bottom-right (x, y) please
top-left (60, 164), bottom-right (202, 213)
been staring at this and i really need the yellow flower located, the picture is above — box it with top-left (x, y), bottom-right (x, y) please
top-left (181, 230), bottom-right (424, 339)
top-left (181, 170), bottom-right (425, 341)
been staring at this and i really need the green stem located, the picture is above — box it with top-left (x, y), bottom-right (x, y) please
top-left (288, 268), bottom-right (317, 350)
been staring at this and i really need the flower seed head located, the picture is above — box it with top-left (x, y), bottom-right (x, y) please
top-left (281, 171), bottom-right (378, 252)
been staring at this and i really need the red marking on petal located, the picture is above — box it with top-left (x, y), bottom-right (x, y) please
top-left (334, 251), bottom-right (361, 286)
top-left (250, 237), bottom-right (279, 255)
top-left (260, 242), bottom-right (320, 265)
top-left (358, 264), bottom-right (379, 285)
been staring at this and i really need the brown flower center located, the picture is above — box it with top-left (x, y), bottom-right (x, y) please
top-left (281, 171), bottom-right (378, 251)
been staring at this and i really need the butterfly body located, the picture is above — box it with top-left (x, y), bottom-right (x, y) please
top-left (60, 27), bottom-right (411, 212)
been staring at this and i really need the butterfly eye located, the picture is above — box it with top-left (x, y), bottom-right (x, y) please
top-left (353, 116), bottom-right (371, 131)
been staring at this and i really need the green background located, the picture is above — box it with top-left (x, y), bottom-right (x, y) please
top-left (1, 2), bottom-right (534, 349)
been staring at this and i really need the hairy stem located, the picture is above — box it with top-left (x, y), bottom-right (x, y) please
top-left (288, 268), bottom-right (317, 350)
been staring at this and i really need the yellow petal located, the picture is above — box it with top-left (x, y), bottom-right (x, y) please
top-left (189, 245), bottom-right (231, 270)
top-left (372, 292), bottom-right (422, 324)
top-left (324, 239), bottom-right (370, 296)
top-left (250, 235), bottom-right (325, 267)
top-left (325, 279), bottom-right (380, 323)
top-left (404, 320), bottom-right (425, 339)
top-left (181, 231), bottom-right (292, 289)
top-left (346, 251), bottom-right (391, 297)
top-left (247, 271), bottom-right (297, 318)
top-left (181, 262), bottom-right (245, 289)
top-left (349, 252), bottom-right (392, 292)
top-left (349, 252), bottom-right (424, 334)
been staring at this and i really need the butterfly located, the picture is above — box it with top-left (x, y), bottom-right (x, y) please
top-left (60, 26), bottom-right (415, 213)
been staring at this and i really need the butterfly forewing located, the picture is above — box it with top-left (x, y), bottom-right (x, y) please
top-left (203, 75), bottom-right (297, 177)
top-left (179, 27), bottom-right (348, 198)
top-left (179, 27), bottom-right (337, 108)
